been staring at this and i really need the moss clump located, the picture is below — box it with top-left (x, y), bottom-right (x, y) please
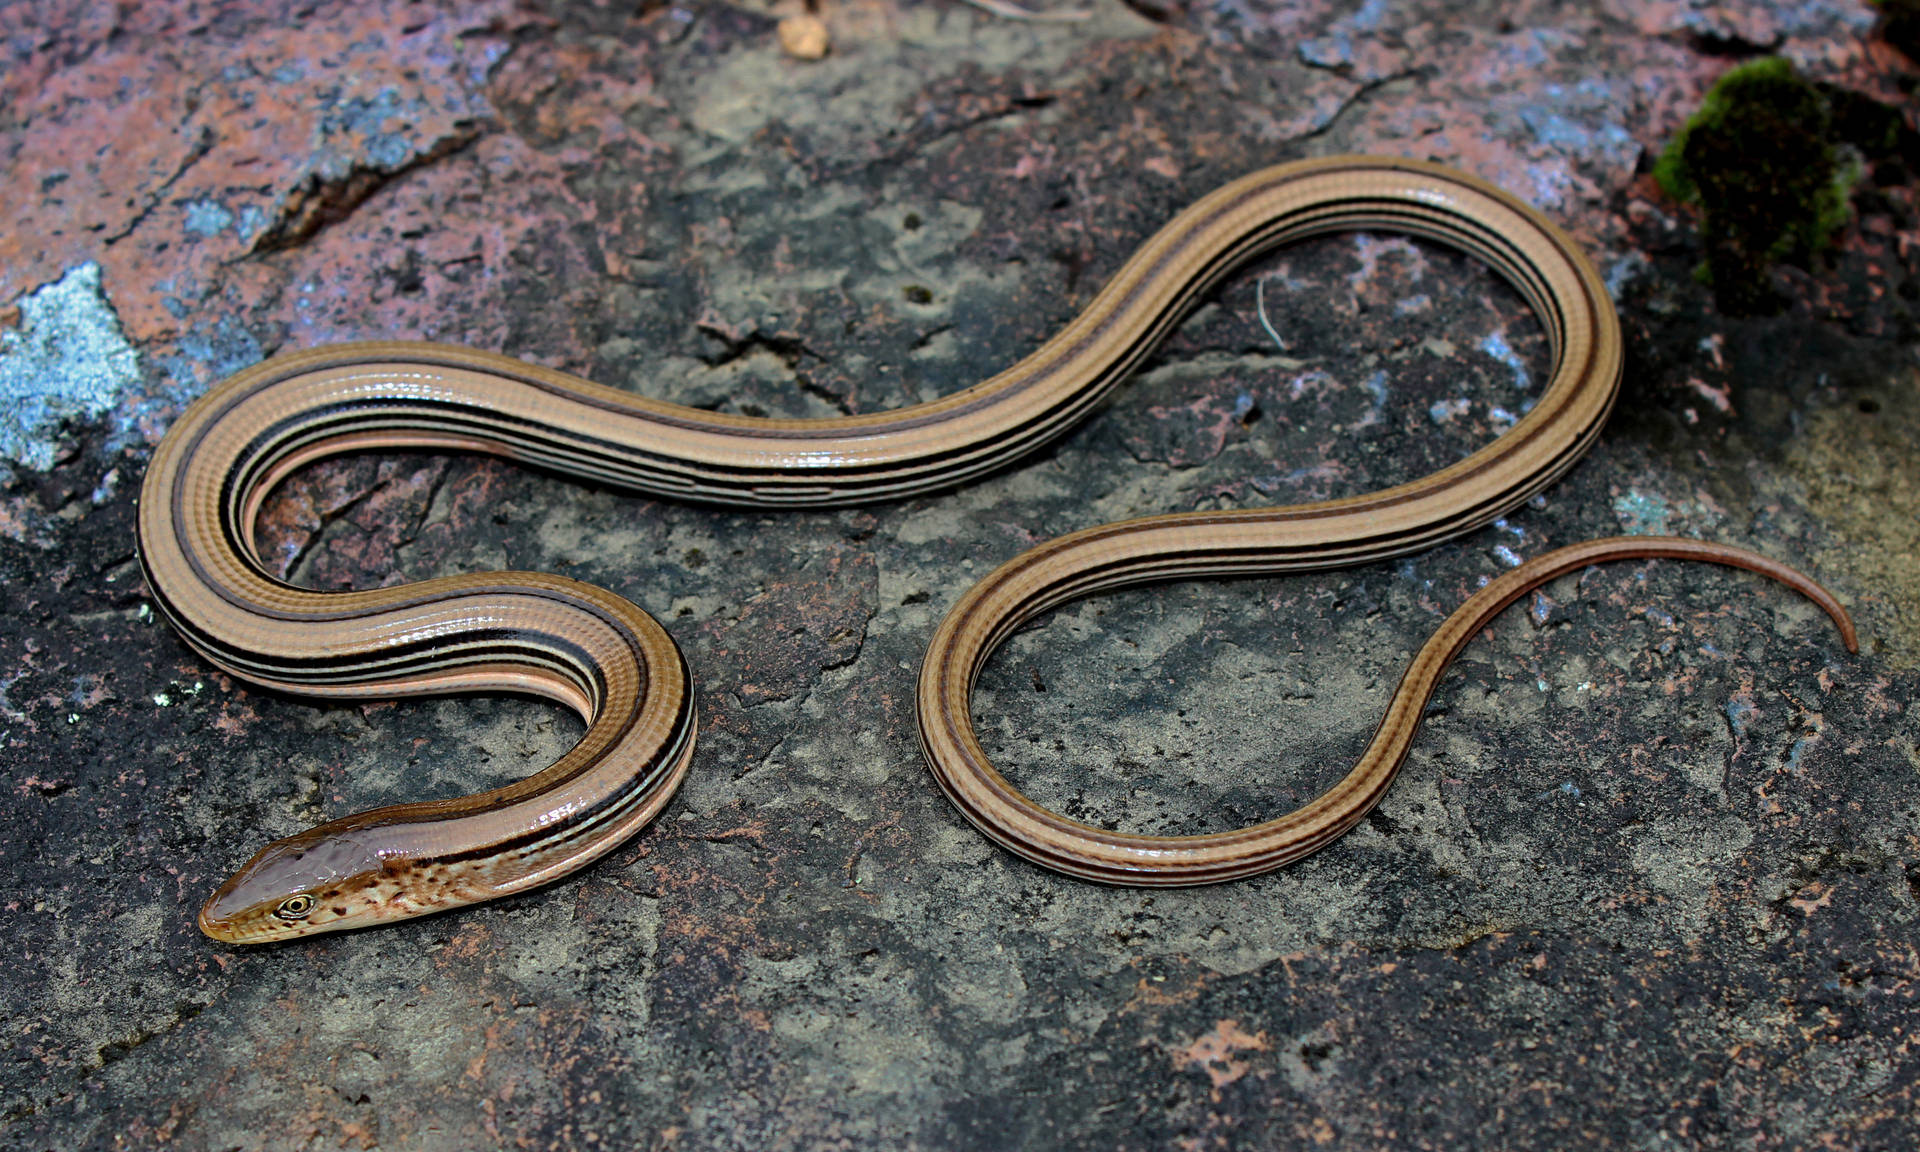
top-left (1654, 58), bottom-right (1859, 315)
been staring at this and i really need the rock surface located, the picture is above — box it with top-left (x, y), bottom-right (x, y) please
top-left (1, 1), bottom-right (1916, 1148)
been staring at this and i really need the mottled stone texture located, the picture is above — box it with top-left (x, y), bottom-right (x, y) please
top-left (2, 1), bottom-right (1918, 1148)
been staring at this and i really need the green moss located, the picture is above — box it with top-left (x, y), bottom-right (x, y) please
top-left (1654, 57), bottom-right (1861, 315)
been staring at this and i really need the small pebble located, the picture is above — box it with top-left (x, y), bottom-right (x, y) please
top-left (778, 14), bottom-right (829, 59)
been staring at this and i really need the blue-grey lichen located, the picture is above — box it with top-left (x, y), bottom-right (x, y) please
top-left (1477, 329), bottom-right (1533, 393)
top-left (182, 199), bottom-right (236, 238)
top-left (1611, 488), bottom-right (1674, 535)
top-left (0, 263), bottom-right (143, 473)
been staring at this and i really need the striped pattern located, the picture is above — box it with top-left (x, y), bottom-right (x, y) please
top-left (143, 156), bottom-right (1640, 940)
top-left (918, 537), bottom-right (1856, 884)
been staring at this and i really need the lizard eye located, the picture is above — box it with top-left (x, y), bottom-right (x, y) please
top-left (274, 894), bottom-right (315, 921)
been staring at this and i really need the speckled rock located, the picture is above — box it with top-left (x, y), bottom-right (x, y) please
top-left (1, 1), bottom-right (1916, 1149)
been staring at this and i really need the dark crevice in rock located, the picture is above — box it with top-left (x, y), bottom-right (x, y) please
top-left (279, 473), bottom-right (402, 588)
top-left (794, 373), bottom-right (855, 417)
top-left (250, 124), bottom-right (489, 253)
top-left (101, 123), bottom-right (218, 246)
top-left (1685, 29), bottom-right (1784, 58)
top-left (1294, 68), bottom-right (1420, 143)
top-left (694, 325), bottom-right (851, 415)
top-left (1116, 0), bottom-right (1182, 25)
top-left (95, 998), bottom-right (209, 1071)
